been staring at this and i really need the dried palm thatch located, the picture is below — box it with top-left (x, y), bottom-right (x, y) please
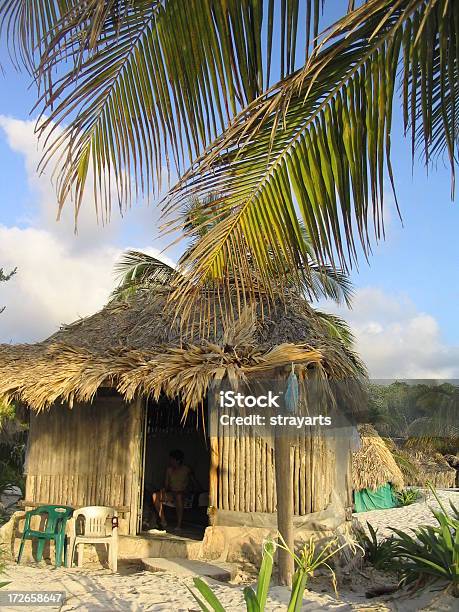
top-left (0, 289), bottom-right (364, 413)
top-left (401, 449), bottom-right (456, 489)
top-left (352, 424), bottom-right (404, 492)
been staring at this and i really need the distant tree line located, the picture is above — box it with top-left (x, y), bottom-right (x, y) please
top-left (367, 381), bottom-right (459, 453)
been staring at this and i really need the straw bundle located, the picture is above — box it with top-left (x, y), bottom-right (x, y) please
top-left (352, 424), bottom-right (404, 491)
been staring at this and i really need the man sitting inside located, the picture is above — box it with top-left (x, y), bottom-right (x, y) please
top-left (152, 449), bottom-right (197, 532)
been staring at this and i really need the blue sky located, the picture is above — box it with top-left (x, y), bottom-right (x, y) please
top-left (0, 1), bottom-right (458, 378)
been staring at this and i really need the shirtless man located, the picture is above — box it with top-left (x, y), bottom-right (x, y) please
top-left (152, 449), bottom-right (195, 531)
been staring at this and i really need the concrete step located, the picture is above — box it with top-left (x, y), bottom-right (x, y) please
top-left (119, 534), bottom-right (203, 561)
top-left (141, 557), bottom-right (235, 581)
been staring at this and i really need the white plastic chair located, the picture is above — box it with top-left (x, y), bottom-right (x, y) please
top-left (67, 506), bottom-right (118, 572)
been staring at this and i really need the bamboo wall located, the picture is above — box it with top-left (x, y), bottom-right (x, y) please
top-left (25, 395), bottom-right (142, 534)
top-left (214, 431), bottom-right (337, 515)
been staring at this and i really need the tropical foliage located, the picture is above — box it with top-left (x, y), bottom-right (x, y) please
top-left (112, 195), bottom-right (356, 344)
top-left (167, 0), bottom-right (459, 314)
top-left (189, 535), bottom-right (347, 611)
top-left (3, 1), bottom-right (457, 319)
top-left (396, 487), bottom-right (421, 506)
top-left (0, 0), bottom-right (326, 219)
top-left (367, 381), bottom-right (459, 452)
top-left (113, 195), bottom-right (353, 306)
top-left (357, 522), bottom-right (397, 571)
top-left (392, 489), bottom-right (459, 597)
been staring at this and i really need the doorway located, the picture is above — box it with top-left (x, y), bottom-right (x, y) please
top-left (139, 396), bottom-right (210, 539)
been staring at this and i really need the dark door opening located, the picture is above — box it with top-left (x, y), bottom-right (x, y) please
top-left (140, 396), bottom-right (210, 539)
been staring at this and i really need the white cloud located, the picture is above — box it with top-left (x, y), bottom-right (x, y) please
top-left (0, 116), bottom-right (175, 343)
top-left (326, 288), bottom-right (459, 379)
top-left (0, 225), bottom-right (119, 342)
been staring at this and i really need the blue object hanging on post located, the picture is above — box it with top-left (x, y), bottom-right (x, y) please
top-left (285, 364), bottom-right (299, 414)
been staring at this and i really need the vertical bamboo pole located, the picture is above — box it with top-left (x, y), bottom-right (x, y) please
top-left (222, 432), bottom-right (229, 510)
top-left (267, 444), bottom-right (274, 512)
top-left (218, 434), bottom-right (223, 509)
top-left (261, 440), bottom-right (268, 512)
top-left (234, 435), bottom-right (240, 511)
top-left (228, 435), bottom-right (235, 510)
top-left (209, 436), bottom-right (219, 509)
top-left (245, 433), bottom-right (251, 511)
top-left (239, 433), bottom-right (246, 511)
top-left (250, 436), bottom-right (256, 511)
top-left (294, 440), bottom-right (300, 515)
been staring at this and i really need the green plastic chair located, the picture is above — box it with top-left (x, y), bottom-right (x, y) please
top-left (17, 505), bottom-right (74, 567)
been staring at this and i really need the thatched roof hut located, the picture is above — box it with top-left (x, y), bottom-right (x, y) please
top-left (352, 424), bottom-right (404, 492)
top-left (402, 449), bottom-right (456, 489)
top-left (0, 290), bottom-right (364, 552)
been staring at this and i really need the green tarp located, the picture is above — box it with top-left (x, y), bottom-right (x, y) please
top-left (354, 482), bottom-right (397, 512)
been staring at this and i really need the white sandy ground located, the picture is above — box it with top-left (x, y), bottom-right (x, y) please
top-left (353, 488), bottom-right (459, 540)
top-left (1, 489), bottom-right (458, 612)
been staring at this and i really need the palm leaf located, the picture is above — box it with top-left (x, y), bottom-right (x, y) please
top-left (165, 0), bottom-right (459, 318)
top-left (314, 310), bottom-right (355, 348)
top-left (111, 249), bottom-right (175, 300)
top-left (0, 0), bottom-right (327, 220)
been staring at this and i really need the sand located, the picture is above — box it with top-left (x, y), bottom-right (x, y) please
top-left (1, 489), bottom-right (457, 611)
top-left (353, 488), bottom-right (459, 539)
top-left (2, 559), bottom-right (457, 611)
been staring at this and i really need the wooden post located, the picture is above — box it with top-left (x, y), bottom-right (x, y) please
top-left (275, 434), bottom-right (294, 586)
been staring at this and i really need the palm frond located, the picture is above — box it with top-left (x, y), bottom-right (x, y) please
top-left (0, 0), bottom-right (65, 70)
top-left (166, 0), bottom-right (459, 318)
top-left (314, 310), bottom-right (355, 348)
top-left (0, 0), bottom-right (327, 219)
top-left (111, 249), bottom-right (175, 301)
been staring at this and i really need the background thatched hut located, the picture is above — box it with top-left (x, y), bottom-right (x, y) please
top-left (0, 289), bottom-right (364, 559)
top-left (352, 424), bottom-right (404, 512)
top-left (401, 449), bottom-right (456, 489)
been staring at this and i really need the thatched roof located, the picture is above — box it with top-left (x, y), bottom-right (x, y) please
top-left (0, 289), bottom-right (364, 412)
top-left (352, 424), bottom-right (404, 491)
top-left (402, 449), bottom-right (456, 489)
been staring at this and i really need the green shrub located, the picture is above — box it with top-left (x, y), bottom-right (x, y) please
top-left (188, 535), bottom-right (348, 611)
top-left (357, 522), bottom-right (397, 571)
top-left (396, 488), bottom-right (421, 507)
top-left (392, 489), bottom-right (459, 597)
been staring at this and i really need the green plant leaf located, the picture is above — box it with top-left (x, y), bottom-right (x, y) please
top-left (191, 577), bottom-right (226, 612)
top-left (243, 587), bottom-right (261, 612)
top-left (255, 539), bottom-right (275, 610)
